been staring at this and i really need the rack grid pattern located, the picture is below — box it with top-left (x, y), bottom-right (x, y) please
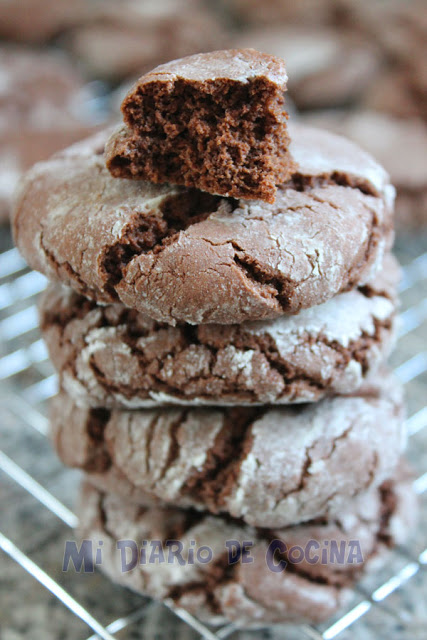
top-left (1, 232), bottom-right (427, 640)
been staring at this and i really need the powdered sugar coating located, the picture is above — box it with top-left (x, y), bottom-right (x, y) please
top-left (52, 372), bottom-right (406, 528)
top-left (247, 283), bottom-right (393, 350)
top-left (40, 255), bottom-right (398, 407)
top-left (132, 48), bottom-right (288, 86)
top-left (76, 468), bottom-right (416, 626)
top-left (14, 124), bottom-right (394, 325)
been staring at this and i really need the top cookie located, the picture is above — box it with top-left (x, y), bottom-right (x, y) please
top-left (105, 49), bottom-right (295, 203)
top-left (13, 124), bottom-right (394, 325)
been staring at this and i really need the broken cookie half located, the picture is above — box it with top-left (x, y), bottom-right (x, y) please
top-left (105, 48), bottom-right (295, 203)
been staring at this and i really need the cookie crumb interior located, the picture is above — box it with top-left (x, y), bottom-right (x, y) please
top-left (106, 51), bottom-right (296, 202)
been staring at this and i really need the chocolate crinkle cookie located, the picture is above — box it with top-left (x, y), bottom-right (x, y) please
top-left (13, 123), bottom-right (394, 325)
top-left (39, 254), bottom-right (399, 407)
top-left (105, 49), bottom-right (295, 203)
top-left (0, 46), bottom-right (97, 222)
top-left (76, 466), bottom-right (417, 627)
top-left (65, 0), bottom-right (227, 83)
top-left (0, 0), bottom-right (90, 43)
top-left (51, 371), bottom-right (406, 528)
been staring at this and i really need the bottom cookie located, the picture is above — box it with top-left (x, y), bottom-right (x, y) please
top-left (76, 466), bottom-right (416, 627)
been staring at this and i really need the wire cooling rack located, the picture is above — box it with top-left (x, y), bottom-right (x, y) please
top-left (1, 227), bottom-right (427, 640)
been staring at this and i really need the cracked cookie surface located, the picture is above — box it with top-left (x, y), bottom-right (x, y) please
top-left (13, 123), bottom-right (394, 325)
top-left (40, 255), bottom-right (398, 407)
top-left (51, 372), bottom-right (406, 528)
top-left (77, 467), bottom-right (416, 626)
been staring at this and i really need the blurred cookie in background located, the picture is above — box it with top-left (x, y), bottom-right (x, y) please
top-left (231, 0), bottom-right (426, 120)
top-left (338, 0), bottom-right (427, 123)
top-left (223, 0), bottom-right (335, 27)
top-left (302, 110), bottom-right (427, 229)
top-left (336, 0), bottom-right (426, 63)
top-left (0, 0), bottom-right (91, 44)
top-left (235, 27), bottom-right (380, 111)
top-left (364, 69), bottom-right (427, 125)
top-left (0, 47), bottom-right (84, 122)
top-left (0, 47), bottom-right (101, 223)
top-left (64, 0), bottom-right (228, 83)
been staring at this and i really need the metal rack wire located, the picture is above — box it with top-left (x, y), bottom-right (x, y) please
top-left (1, 230), bottom-right (427, 640)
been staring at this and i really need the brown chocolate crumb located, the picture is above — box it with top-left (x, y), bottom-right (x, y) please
top-left (105, 49), bottom-right (295, 203)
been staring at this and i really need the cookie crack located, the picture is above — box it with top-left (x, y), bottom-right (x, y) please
top-left (271, 442), bottom-right (314, 513)
top-left (157, 410), bottom-right (190, 483)
top-left (276, 424), bottom-right (357, 515)
top-left (41, 288), bottom-right (394, 405)
top-left (166, 550), bottom-right (235, 614)
top-left (182, 408), bottom-right (266, 508)
top-left (232, 250), bottom-right (296, 311)
top-left (91, 478), bottom-right (399, 612)
top-left (83, 408), bottom-right (112, 473)
top-left (100, 191), bottom-right (228, 296)
top-left (39, 231), bottom-right (102, 301)
top-left (282, 170), bottom-right (380, 198)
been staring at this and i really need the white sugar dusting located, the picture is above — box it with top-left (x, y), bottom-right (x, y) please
top-left (245, 290), bottom-right (394, 351)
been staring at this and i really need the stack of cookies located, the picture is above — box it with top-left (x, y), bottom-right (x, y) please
top-left (13, 50), bottom-right (416, 627)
